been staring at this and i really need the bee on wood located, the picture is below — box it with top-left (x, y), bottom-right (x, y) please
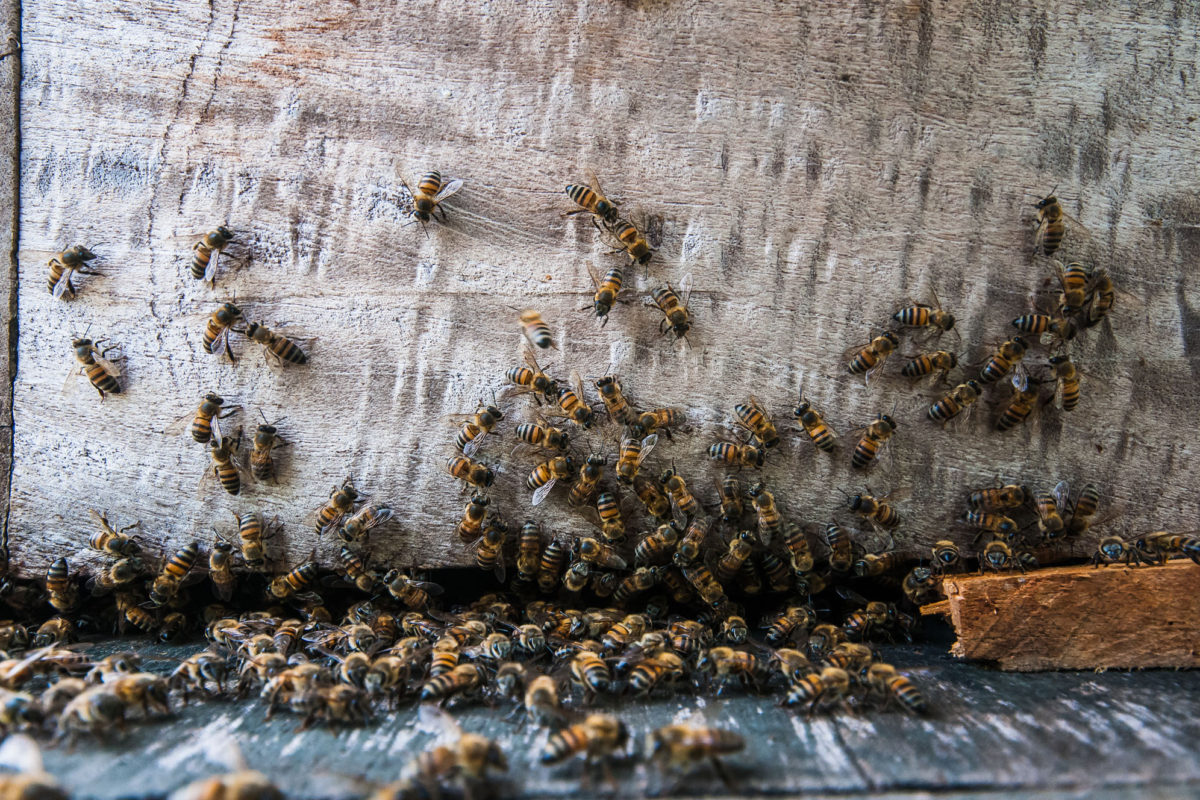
top-left (1012, 313), bottom-right (1077, 345)
top-left (586, 262), bottom-right (625, 326)
top-left (420, 663), bottom-right (484, 704)
top-left (1063, 481), bottom-right (1102, 538)
top-left (47, 244), bottom-right (102, 299)
top-left (540, 713), bottom-right (628, 774)
top-left (506, 348), bottom-right (560, 404)
top-left (733, 395), bottom-right (779, 450)
top-left (88, 509), bottom-right (140, 557)
top-left (851, 414), bottom-right (897, 470)
top-left (473, 517), bottom-right (508, 580)
top-left (527, 455), bottom-right (576, 506)
top-left (627, 651), bottom-right (686, 696)
top-left (384, 570), bottom-right (442, 610)
top-left (714, 532), bottom-right (754, 584)
top-left (340, 502), bottom-right (394, 544)
top-left (314, 478), bottom-right (359, 535)
top-left (707, 442), bottom-right (763, 469)
top-left (515, 520), bottom-right (543, 583)
top-left (1033, 192), bottom-right (1066, 256)
top-left (190, 226), bottom-right (234, 285)
top-left (208, 540), bottom-right (236, 602)
top-left (782, 522), bottom-right (814, 574)
top-left (456, 492), bottom-right (490, 544)
top-left (964, 511), bottom-right (1019, 540)
top-left (651, 275), bottom-right (693, 339)
top-left (633, 473), bottom-right (671, 521)
top-left (564, 170), bottom-right (620, 227)
top-left (148, 542), bottom-right (201, 607)
top-left (901, 349), bottom-right (957, 380)
top-left (928, 380), bottom-right (982, 425)
top-left (566, 453), bottom-right (605, 509)
top-left (848, 492), bottom-right (901, 529)
top-left (519, 309), bottom-right (556, 351)
top-left (646, 724), bottom-right (744, 793)
top-left (1049, 354), bottom-right (1081, 411)
top-left (997, 373), bottom-right (1040, 432)
top-left (969, 483), bottom-right (1028, 510)
top-left (716, 476), bottom-right (744, 523)
top-left (202, 302), bottom-right (243, 362)
top-left (616, 433), bottom-right (657, 485)
top-left (825, 523), bottom-right (855, 574)
top-left (865, 662), bottom-right (928, 714)
top-left (594, 375), bottom-right (636, 425)
top-left (1053, 260), bottom-right (1089, 316)
top-left (514, 420), bottom-right (570, 453)
top-left (608, 219), bottom-right (655, 265)
top-left (249, 412), bottom-right (288, 482)
top-left (594, 491), bottom-right (624, 543)
top-left (1033, 485), bottom-right (1066, 540)
top-left (662, 467), bottom-right (699, 522)
top-left (635, 523), bottom-right (681, 567)
top-left (1083, 266), bottom-right (1115, 328)
top-left (556, 372), bottom-right (595, 429)
top-left (45, 558), bottom-right (77, 613)
top-left (979, 336), bottom-right (1028, 385)
top-left (244, 321), bottom-right (307, 366)
top-left (673, 517), bottom-right (709, 564)
top-left (234, 511), bottom-right (272, 570)
top-left (205, 427), bottom-right (247, 496)
top-left (747, 482), bottom-right (781, 546)
top-left (785, 666), bottom-right (851, 713)
top-left (577, 537), bottom-right (627, 570)
top-left (401, 170), bottom-right (463, 234)
top-left (613, 566), bottom-right (661, 607)
top-left (980, 539), bottom-right (1018, 572)
top-left (893, 292), bottom-right (955, 332)
top-left (847, 332), bottom-right (898, 384)
top-left (67, 337), bottom-right (122, 399)
top-left (537, 538), bottom-right (570, 593)
top-left (267, 560), bottom-right (320, 602)
top-left (448, 456), bottom-right (496, 490)
top-left (679, 562), bottom-right (726, 609)
top-left (171, 392), bottom-right (240, 445)
top-left (793, 394), bottom-right (837, 452)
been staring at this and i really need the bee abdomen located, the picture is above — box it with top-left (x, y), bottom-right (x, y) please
top-left (85, 364), bottom-right (121, 395)
top-left (892, 306), bottom-right (929, 326)
top-left (216, 463), bottom-right (241, 495)
top-left (891, 678), bottom-right (928, 714)
top-left (851, 438), bottom-right (879, 469)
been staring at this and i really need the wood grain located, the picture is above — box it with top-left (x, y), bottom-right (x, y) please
top-left (936, 560), bottom-right (1200, 671)
top-left (7, 0), bottom-right (1200, 577)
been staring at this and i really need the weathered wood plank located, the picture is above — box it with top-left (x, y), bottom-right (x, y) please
top-left (0, 0), bottom-right (17, 559)
top-left (8, 0), bottom-right (1200, 576)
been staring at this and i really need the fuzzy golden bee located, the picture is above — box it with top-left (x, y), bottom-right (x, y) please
top-left (402, 170), bottom-right (463, 233)
top-left (847, 332), bottom-right (898, 383)
top-left (202, 302), bottom-right (243, 362)
top-left (527, 455), bottom-right (575, 505)
top-left (1033, 192), bottom-right (1066, 256)
top-left (928, 380), bottom-right (982, 425)
top-left (48, 244), bottom-right (100, 299)
top-left (448, 456), bottom-right (495, 490)
top-left (564, 170), bottom-right (620, 227)
top-left (190, 226), bottom-right (234, 284)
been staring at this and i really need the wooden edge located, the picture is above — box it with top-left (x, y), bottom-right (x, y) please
top-left (0, 0), bottom-right (17, 554)
top-left (919, 599), bottom-right (951, 616)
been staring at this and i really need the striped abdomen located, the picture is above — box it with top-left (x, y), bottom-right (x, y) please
top-left (84, 362), bottom-right (121, 395)
top-left (997, 392), bottom-right (1036, 432)
top-left (429, 647), bottom-right (459, 678)
top-left (1037, 203), bottom-right (1064, 255)
top-left (1012, 314), bottom-right (1052, 335)
top-left (759, 551), bottom-right (791, 592)
top-left (537, 539), bottom-right (568, 592)
top-left (542, 723), bottom-right (589, 764)
top-left (893, 305), bottom-right (932, 326)
top-left (267, 333), bottom-right (306, 364)
top-left (164, 542), bottom-right (200, 581)
top-left (889, 676), bottom-right (927, 714)
top-left (979, 355), bottom-right (1014, 383)
top-left (455, 422), bottom-right (483, 453)
top-left (418, 171), bottom-right (443, 197)
top-left (202, 319), bottom-right (227, 354)
top-left (190, 411), bottom-right (215, 443)
top-left (798, 409), bottom-right (836, 451)
top-left (848, 348), bottom-right (880, 375)
top-left (570, 653), bottom-right (611, 693)
top-left (851, 433), bottom-right (882, 469)
top-left (565, 184), bottom-right (618, 224)
top-left (47, 257), bottom-right (69, 295)
top-left (873, 504), bottom-right (901, 528)
top-left (596, 491), bottom-right (621, 530)
top-left (901, 350), bottom-right (956, 377)
top-left (520, 311), bottom-right (553, 349)
top-left (191, 241), bottom-right (214, 280)
top-left (928, 394), bottom-right (965, 423)
top-left (1072, 484), bottom-right (1101, 522)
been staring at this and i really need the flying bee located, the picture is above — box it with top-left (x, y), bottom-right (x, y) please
top-left (734, 395), bottom-right (779, 449)
top-left (847, 331), bottom-right (899, 384)
top-left (608, 219), bottom-right (655, 265)
top-left (850, 413), bottom-right (897, 471)
top-left (243, 321), bottom-right (307, 366)
top-left (848, 492), bottom-right (901, 529)
top-left (384, 570), bottom-right (443, 609)
top-left (865, 663), bottom-right (928, 715)
top-left (997, 373), bottom-right (1040, 432)
top-left (707, 441), bottom-right (763, 468)
top-left (594, 375), bottom-right (636, 425)
top-left (1049, 354), bottom-right (1080, 411)
top-left (87, 509), bottom-right (140, 557)
top-left (1012, 313), bottom-right (1077, 344)
top-left (448, 455), bottom-right (495, 490)
top-left (401, 170), bottom-right (463, 233)
top-left (537, 538), bottom-right (569, 593)
top-left (568, 453), bottom-right (605, 508)
top-left (931, 540), bottom-right (961, 573)
top-left (564, 170), bottom-right (620, 227)
top-left (189, 225), bottom-right (234, 284)
top-left (716, 476), bottom-right (744, 523)
top-left (457, 493), bottom-right (490, 544)
top-left (594, 492), bottom-right (625, 543)
top-left (202, 302), bottom-right (243, 362)
top-left (473, 517), bottom-right (508, 580)
top-left (1083, 266), bottom-right (1115, 327)
top-left (674, 517), bottom-right (711, 564)
top-left (1033, 192), bottom-right (1066, 256)
top-left (46, 557), bottom-right (77, 612)
top-left (636, 523), bottom-right (681, 566)
top-left (338, 547), bottom-right (380, 594)
top-left (793, 395), bottom-right (837, 452)
top-left (249, 413), bottom-right (288, 482)
top-left (48, 244), bottom-right (100, 299)
top-left (339, 502), bottom-right (394, 543)
top-left (1034, 486), bottom-right (1065, 540)
top-left (634, 473), bottom-right (671, 521)
top-left (964, 511), bottom-right (1019, 540)
top-left (208, 540), bottom-right (236, 602)
top-left (577, 537), bottom-right (628, 570)
top-left (149, 541), bottom-right (201, 607)
top-left (514, 420), bottom-right (570, 452)
top-left (1064, 481), bottom-right (1102, 537)
top-left (314, 478), bottom-right (359, 535)
top-left (518, 309), bottom-right (556, 350)
top-left (506, 348), bottom-right (560, 403)
top-left (651, 275), bottom-right (693, 339)
top-left (979, 336), bottom-right (1028, 385)
top-left (902, 566), bottom-right (938, 605)
top-left (662, 468), bottom-right (699, 521)
top-left (205, 428), bottom-right (247, 496)
top-left (783, 522), bottom-right (815, 574)
top-left (928, 380), bottom-right (982, 425)
top-left (586, 262), bottom-right (625, 326)
top-left (616, 433), bottom-right (658, 485)
top-left (68, 337), bottom-right (122, 399)
top-left (901, 349), bottom-right (957, 379)
top-left (268, 560), bottom-right (320, 601)
top-left (714, 532), bottom-right (754, 584)
top-left (527, 455), bottom-right (576, 505)
top-left (747, 482), bottom-right (781, 546)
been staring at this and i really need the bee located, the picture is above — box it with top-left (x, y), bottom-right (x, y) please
top-left (514, 519), bottom-right (543, 584)
top-left (1033, 487), bottom-right (1065, 540)
top-left (782, 522), bottom-right (815, 574)
top-left (609, 219), bottom-right (655, 265)
top-left (340, 502), bottom-right (394, 543)
top-left (616, 433), bottom-right (658, 485)
top-left (824, 642), bottom-right (874, 674)
top-left (717, 615), bottom-right (749, 646)
top-left (825, 523), bottom-right (855, 574)
top-left (964, 511), bottom-right (1019, 540)
top-left (931, 540), bottom-right (961, 573)
top-left (178, 392), bottom-right (240, 445)
top-left (208, 541), bottom-right (236, 602)
top-left (514, 420), bottom-right (570, 452)
top-left (537, 538), bottom-right (570, 593)
top-left (556, 372), bottom-right (595, 429)
top-left (715, 476), bottom-right (744, 523)
top-left (1083, 266), bottom-right (1115, 328)
top-left (633, 473), bottom-right (671, 521)
top-left (714, 532), bottom-right (755, 583)
top-left (851, 414), bottom-right (897, 470)
top-left (1049, 354), bottom-right (1080, 411)
top-left (785, 666), bottom-right (851, 712)
top-left (679, 562), bottom-right (726, 609)
top-left (455, 492), bottom-right (490, 544)
top-left (115, 592), bottom-right (157, 634)
top-left (599, 613), bottom-right (647, 654)
top-left (564, 170), bottom-right (620, 227)
top-left (969, 483), bottom-right (1028, 510)
top-left (267, 560), bottom-right (320, 601)
top-left (756, 549), bottom-right (791, 594)
top-left (707, 441), bottom-right (764, 469)
top-left (249, 414), bottom-right (288, 482)
top-left (1052, 261), bottom-right (1090, 315)
top-left (651, 276), bottom-right (693, 339)
top-left (541, 713), bottom-right (628, 767)
top-left (734, 395), bottom-right (779, 450)
top-left (1138, 532), bottom-right (1200, 565)
top-left (577, 537), bottom-right (627, 570)
top-left (244, 321), bottom-right (307, 366)
top-left (568, 651), bottom-right (613, 700)
top-left (1034, 192), bottom-right (1066, 256)
top-left (1064, 481), bottom-right (1101, 537)
top-left (402, 170), bottom-right (463, 232)
top-left (674, 517), bottom-right (710, 564)
top-left (57, 685), bottom-right (127, 740)
top-left (901, 349), bottom-right (957, 379)
top-left (893, 296), bottom-right (955, 331)
top-left (635, 407), bottom-right (685, 439)
top-left (519, 673), bottom-right (562, 728)
top-left (568, 453), bottom-right (606, 508)
top-left (979, 336), bottom-right (1028, 384)
top-left (314, 478), bottom-right (360, 535)
top-left (696, 647), bottom-right (765, 691)
top-left (384, 571), bottom-right (442, 610)
top-left (34, 617), bottom-right (75, 647)
top-left (613, 566), bottom-right (660, 607)
top-left (980, 539), bottom-right (1017, 572)
top-left (865, 662), bottom-right (927, 714)
top-left (448, 456), bottom-right (496, 490)
top-left (338, 547), bottom-right (380, 594)
top-left (627, 651), bottom-right (686, 696)
top-left (206, 430), bottom-right (246, 496)
top-left (202, 302), bottom-right (243, 362)
top-left (561, 561), bottom-right (590, 593)
top-left (593, 492), bottom-right (625, 543)
top-left (997, 373), bottom-right (1040, 432)
top-left (190, 226), bottom-right (234, 284)
top-left (506, 348), bottom-right (560, 403)
top-left (527, 455), bottom-right (576, 505)
top-left (48, 244), bottom-right (100, 298)
top-left (662, 468), bottom-right (699, 521)
top-left (420, 662), bottom-right (484, 704)
top-left (853, 551), bottom-right (902, 578)
top-left (746, 483), bottom-right (781, 546)
top-left (793, 395), bottom-right (837, 452)
top-left (646, 724), bottom-right (744, 788)
top-left (473, 517), bottom-right (508, 580)
top-left (518, 309), bottom-right (556, 350)
top-left (1091, 536), bottom-right (1145, 567)
top-left (764, 605), bottom-right (816, 646)
top-left (902, 566), bottom-right (938, 605)
top-left (230, 511), bottom-right (269, 571)
top-left (1012, 313), bottom-right (1077, 344)
top-left (594, 375), bottom-right (636, 425)
top-left (87, 509), bottom-right (140, 557)
top-left (928, 380), bottom-right (982, 424)
top-left (149, 542), bottom-right (200, 606)
top-left (69, 337), bottom-right (122, 399)
top-left (635, 523), bottom-right (680, 566)
top-left (847, 331), bottom-right (899, 383)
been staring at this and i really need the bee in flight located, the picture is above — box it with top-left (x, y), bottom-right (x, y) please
top-left (244, 321), bottom-right (308, 366)
top-left (67, 337), bottom-right (122, 400)
top-left (847, 332), bottom-right (899, 384)
top-left (564, 170), bottom-right (620, 228)
top-left (651, 274), bottom-right (692, 340)
top-left (190, 226), bottom-right (234, 285)
top-left (519, 310), bottom-right (556, 350)
top-left (48, 244), bottom-right (100, 299)
top-left (401, 170), bottom-right (463, 235)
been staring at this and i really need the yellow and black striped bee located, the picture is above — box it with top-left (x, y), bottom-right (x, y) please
top-left (716, 476), bottom-right (744, 523)
top-left (714, 532), bottom-right (755, 583)
top-left (1033, 192), bottom-right (1066, 256)
top-left (609, 219), bottom-right (655, 265)
top-left (674, 517), bottom-right (710, 564)
top-left (506, 348), bottom-right (560, 403)
top-left (46, 557), bottom-right (77, 612)
top-left (402, 170), bottom-right (463, 233)
top-left (662, 467), bottom-right (699, 521)
top-left (235, 510), bottom-right (271, 570)
top-left (1064, 481), bottom-right (1101, 537)
top-left (149, 542), bottom-right (200, 607)
top-left (847, 332), bottom-right (899, 384)
top-left (561, 560), bottom-right (590, 593)
top-left (851, 414), bottom-right (897, 470)
top-left (968, 483), bottom-right (1027, 511)
top-left (557, 372), bottom-right (595, 428)
top-left (964, 511), bottom-right (1019, 540)
top-left (866, 662), bottom-right (927, 714)
top-left (577, 537), bottom-right (628, 570)
top-left (764, 605), bottom-right (817, 646)
top-left (594, 375), bottom-right (636, 425)
top-left (564, 170), bottom-right (620, 227)
top-left (340, 502), bottom-right (395, 543)
top-left (1011, 313), bottom-right (1077, 344)
top-left (782, 522), bottom-right (814, 574)
top-left (646, 724), bottom-right (745, 785)
top-left (519, 309), bottom-right (556, 350)
top-left (514, 420), bottom-right (569, 452)
top-left (747, 482), bottom-right (781, 546)
top-left (537, 538), bottom-right (569, 593)
top-left (338, 547), bottom-right (380, 594)
top-left (893, 296), bottom-right (955, 331)
top-left (587, 262), bottom-right (625, 326)
top-left (793, 395), bottom-right (837, 452)
top-left (679, 562), bottom-right (726, 609)
top-left (635, 523), bottom-right (680, 566)
top-left (115, 592), bottom-right (156, 634)
top-left (980, 539), bottom-right (1018, 572)
top-left (568, 453), bottom-right (606, 508)
top-left (707, 441), bottom-right (763, 468)
top-left (848, 492), bottom-right (901, 529)
top-left (244, 321), bottom-right (307, 366)
top-left (454, 403), bottom-right (504, 457)
top-left (567, 652), bottom-right (614, 700)
top-left (384, 570), bottom-right (442, 609)
top-left (1033, 486), bottom-right (1065, 540)
top-left (651, 275), bottom-right (692, 339)
top-left (979, 336), bottom-right (1028, 384)
top-left (852, 551), bottom-right (902, 578)
top-left (420, 662), bottom-right (484, 703)
top-left (594, 492), bottom-right (624, 543)
top-left (88, 509), bottom-right (140, 557)
top-left (48, 244), bottom-right (100, 299)
top-left (900, 350), bottom-right (957, 379)
top-left (456, 492), bottom-right (490, 544)
top-left (314, 478), bottom-right (359, 535)
top-left (614, 566), bottom-right (661, 606)
top-left (190, 226), bottom-right (234, 284)
top-left (515, 520), bottom-right (543, 583)
top-left (1049, 354), bottom-right (1080, 411)
top-left (1055, 261), bottom-right (1089, 315)
top-left (182, 393), bottom-right (239, 445)
top-left (825, 523), bottom-right (854, 574)
top-left (634, 407), bottom-right (685, 440)
top-left (928, 380), bottom-right (982, 425)
top-left (616, 433), bottom-right (658, 485)
top-left (249, 414), bottom-right (287, 482)
top-left (448, 456), bottom-right (496, 490)
top-left (208, 540), bottom-right (236, 602)
top-left (734, 395), bottom-right (779, 449)
top-left (627, 651), bottom-right (686, 696)
top-left (202, 302), bottom-right (243, 362)
top-left (634, 473), bottom-right (671, 521)
top-left (997, 374), bottom-right (1040, 432)
top-left (268, 560), bottom-right (320, 601)
top-left (930, 540), bottom-right (961, 573)
top-left (1083, 266), bottom-right (1115, 328)
top-left (473, 517), bottom-right (508, 580)
top-left (206, 428), bottom-right (246, 496)
top-left (527, 455), bottom-right (576, 505)
top-left (69, 337), bottom-right (122, 399)
top-left (541, 713), bottom-right (627, 765)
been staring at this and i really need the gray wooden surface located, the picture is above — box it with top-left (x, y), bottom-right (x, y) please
top-left (27, 638), bottom-right (1200, 799)
top-left (7, 0), bottom-right (1200, 576)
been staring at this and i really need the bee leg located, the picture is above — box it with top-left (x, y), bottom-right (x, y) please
top-left (711, 756), bottom-right (737, 791)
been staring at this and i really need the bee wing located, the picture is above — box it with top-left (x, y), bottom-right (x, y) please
top-left (52, 267), bottom-right (73, 299)
top-left (363, 507), bottom-right (395, 532)
top-left (1011, 368), bottom-right (1029, 393)
top-left (212, 576), bottom-right (234, 602)
top-left (636, 434), bottom-right (659, 465)
top-left (409, 578), bottom-right (445, 596)
top-left (196, 461), bottom-right (216, 500)
top-left (434, 178), bottom-right (464, 203)
top-left (204, 249), bottom-right (220, 283)
top-left (462, 432), bottom-right (489, 458)
top-left (585, 260), bottom-right (602, 291)
top-left (522, 346), bottom-right (542, 372)
top-left (493, 554), bottom-right (507, 583)
top-left (1052, 480), bottom-right (1071, 513)
top-left (316, 511), bottom-right (349, 538)
top-left (531, 478), bottom-right (558, 507)
top-left (585, 168), bottom-right (606, 200)
top-left (834, 585), bottom-right (869, 608)
top-left (164, 410), bottom-right (198, 437)
top-left (570, 370), bottom-right (586, 404)
top-left (678, 272), bottom-right (693, 309)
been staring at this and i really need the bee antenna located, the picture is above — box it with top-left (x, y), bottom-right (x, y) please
top-left (259, 408), bottom-right (268, 424)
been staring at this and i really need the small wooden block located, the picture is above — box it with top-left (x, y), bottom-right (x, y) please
top-left (937, 560), bottom-right (1200, 671)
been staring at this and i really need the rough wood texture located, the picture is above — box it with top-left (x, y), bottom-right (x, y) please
top-left (8, 0), bottom-right (1200, 576)
top-left (931, 561), bottom-right (1200, 671)
top-left (0, 1), bottom-right (16, 557)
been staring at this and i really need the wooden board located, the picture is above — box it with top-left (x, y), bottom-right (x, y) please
top-left (8, 0), bottom-right (1200, 576)
top-left (930, 560), bottom-right (1200, 671)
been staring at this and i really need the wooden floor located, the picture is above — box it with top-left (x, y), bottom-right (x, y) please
top-left (29, 631), bottom-right (1200, 799)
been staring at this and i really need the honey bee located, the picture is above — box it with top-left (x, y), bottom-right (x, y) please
top-left (1012, 313), bottom-right (1077, 344)
top-left (633, 473), bottom-right (671, 521)
top-left (585, 263), bottom-right (625, 327)
top-left (457, 493), bottom-right (490, 544)
top-left (401, 170), bottom-right (463, 233)
top-left (1137, 532), bottom-right (1200, 565)
top-left (997, 373), bottom-right (1040, 432)
top-left (48, 244), bottom-right (100, 299)
top-left (87, 509), bottom-right (141, 557)
top-left (448, 455), bottom-right (496, 490)
top-left (537, 538), bottom-right (569, 593)
top-left (514, 519), bottom-right (544, 584)
top-left (634, 407), bottom-right (685, 440)
top-left (1063, 481), bottom-right (1101, 537)
top-left (893, 294), bottom-right (955, 331)
top-left (205, 429), bottom-right (246, 496)
top-left (514, 420), bottom-right (570, 452)
top-left (715, 476), bottom-right (744, 523)
top-left (190, 226), bottom-right (234, 284)
top-left (785, 666), bottom-right (851, 712)
top-left (68, 337), bottom-right (122, 399)
top-left (674, 516), bottom-right (710, 564)
top-left (646, 724), bottom-right (744, 790)
top-left (249, 414), bottom-right (288, 482)
top-left (202, 302), bottom-right (243, 362)
top-left (577, 537), bottom-right (628, 570)
top-left (593, 492), bottom-right (625, 543)
top-left (541, 713), bottom-right (628, 769)
top-left (824, 642), bottom-right (874, 674)
top-left (707, 441), bottom-right (764, 469)
top-left (527, 455), bottom-right (576, 505)
top-left (651, 275), bottom-right (693, 339)
top-left (825, 523), bottom-right (854, 574)
top-left (627, 651), bottom-right (686, 696)
top-left (793, 394), bottom-right (837, 452)
top-left (979, 336), bottom-right (1028, 384)
top-left (764, 605), bottom-right (816, 646)
top-left (233, 511), bottom-right (271, 571)
top-left (928, 380), bottom-right (982, 424)
top-left (902, 565), bottom-right (939, 604)
top-left (594, 375), bottom-right (636, 425)
top-left (57, 685), bottom-right (127, 741)
top-left (1091, 536), bottom-right (1144, 567)
top-left (174, 392), bottom-right (240, 445)
top-left (852, 550), bottom-right (902, 578)
top-left (561, 560), bottom-right (590, 593)
top-left (679, 562), bottom-right (726, 609)
top-left (747, 482), bottom-right (781, 546)
top-left (338, 547), bottom-right (380, 595)
top-left (734, 395), bottom-right (779, 449)
top-left (207, 541), bottom-right (236, 602)
top-left (1052, 260), bottom-right (1090, 315)
top-left (473, 517), bottom-right (508, 580)
top-left (782, 522), bottom-right (815, 574)
top-left (149, 542), bottom-right (200, 606)
top-left (635, 523), bottom-right (680, 566)
top-left (616, 433), bottom-right (658, 485)
top-left (1033, 486), bottom-right (1065, 540)
top-left (518, 309), bottom-right (556, 350)
top-left (613, 566), bottom-right (661, 607)
top-left (568, 651), bottom-right (613, 700)
top-left (847, 331), bottom-right (899, 383)
top-left (662, 467), bottom-right (699, 522)
top-left (901, 349), bottom-right (957, 380)
top-left (420, 663), bottom-right (484, 704)
top-left (564, 170), bottom-right (620, 227)
top-left (44, 558), bottom-right (74, 611)
top-left (1049, 354), bottom-right (1080, 411)
top-left (1083, 266), bottom-right (1115, 328)
top-left (609, 219), bottom-right (655, 265)
top-left (714, 532), bottom-right (754, 584)
top-left (661, 568), bottom-right (695, 605)
top-left (34, 617), bottom-right (75, 647)
top-left (865, 662), bottom-right (927, 714)
top-left (115, 592), bottom-right (157, 634)
top-left (556, 372), bottom-right (595, 429)
top-left (969, 483), bottom-right (1028, 510)
top-left (964, 511), bottom-right (1019, 540)
top-left (980, 539), bottom-right (1017, 572)
top-left (851, 414), bottom-right (897, 470)
top-left (267, 560), bottom-right (320, 602)
top-left (384, 571), bottom-right (442, 610)
top-left (506, 348), bottom-right (560, 403)
top-left (696, 646), bottom-right (765, 691)
top-left (1033, 192), bottom-right (1066, 256)
top-left (930, 540), bottom-right (961, 573)
top-left (340, 502), bottom-right (394, 543)
top-left (314, 478), bottom-right (360, 535)
top-left (567, 453), bottom-right (605, 508)
top-left (244, 321), bottom-right (307, 366)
